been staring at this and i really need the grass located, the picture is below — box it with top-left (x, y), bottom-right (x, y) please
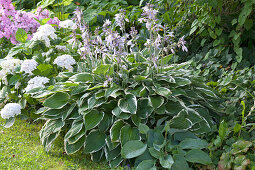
top-left (0, 118), bottom-right (113, 170)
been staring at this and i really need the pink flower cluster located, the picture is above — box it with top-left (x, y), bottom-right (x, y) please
top-left (0, 0), bottom-right (59, 44)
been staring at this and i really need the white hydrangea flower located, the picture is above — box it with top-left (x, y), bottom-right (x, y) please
top-left (53, 54), bottom-right (76, 72)
top-left (0, 103), bottom-right (22, 119)
top-left (59, 20), bottom-right (75, 29)
top-left (20, 59), bottom-right (38, 74)
top-left (0, 59), bottom-right (21, 74)
top-left (25, 76), bottom-right (49, 92)
top-left (31, 24), bottom-right (57, 47)
top-left (55, 45), bottom-right (67, 51)
top-left (0, 59), bottom-right (21, 84)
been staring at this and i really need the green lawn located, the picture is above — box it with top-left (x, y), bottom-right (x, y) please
top-left (0, 118), bottom-right (112, 170)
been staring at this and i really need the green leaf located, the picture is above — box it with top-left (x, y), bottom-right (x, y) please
top-left (118, 94), bottom-right (137, 114)
top-left (234, 124), bottom-right (242, 134)
top-left (220, 75), bottom-right (232, 86)
top-left (209, 29), bottom-right (217, 39)
top-left (43, 107), bottom-right (67, 118)
top-left (64, 120), bottom-right (84, 140)
top-left (189, 25), bottom-right (197, 35)
top-left (131, 115), bottom-right (141, 126)
top-left (39, 0), bottom-right (55, 8)
top-left (105, 145), bottom-right (121, 161)
top-left (235, 47), bottom-right (242, 63)
top-left (84, 130), bottom-right (106, 153)
top-left (121, 140), bottom-right (147, 159)
top-left (112, 106), bottom-right (122, 117)
top-left (137, 98), bottom-right (154, 119)
top-left (149, 148), bottom-right (162, 159)
top-left (174, 77), bottom-right (191, 87)
top-left (201, 39), bottom-right (206, 46)
top-left (219, 120), bottom-right (228, 140)
top-left (9, 75), bottom-right (20, 86)
top-left (185, 149), bottom-right (212, 165)
top-left (138, 123), bottom-right (149, 134)
top-left (105, 136), bottom-right (119, 151)
top-left (34, 18), bottom-right (51, 25)
top-left (109, 156), bottom-right (123, 168)
top-left (147, 129), bottom-right (164, 148)
top-left (62, 103), bottom-right (76, 120)
top-left (232, 19), bottom-right (237, 25)
top-left (136, 160), bottom-right (156, 170)
top-left (98, 113), bottom-right (112, 132)
top-left (149, 96), bottom-right (164, 109)
top-left (155, 87), bottom-right (171, 97)
top-left (110, 120), bottom-right (124, 142)
top-left (69, 73), bottom-right (93, 83)
top-left (41, 18), bottom-right (50, 25)
top-left (54, 0), bottom-right (73, 6)
top-left (134, 75), bottom-right (147, 81)
top-left (43, 132), bottom-right (60, 152)
top-left (105, 85), bottom-right (121, 98)
top-left (238, 3), bottom-right (252, 26)
top-left (6, 45), bottom-right (24, 58)
top-left (91, 149), bottom-right (104, 162)
top-left (165, 100), bottom-right (183, 114)
top-left (68, 127), bottom-right (86, 144)
top-left (34, 64), bottom-right (53, 77)
top-left (84, 110), bottom-right (104, 130)
top-left (65, 136), bottom-right (86, 154)
top-left (155, 105), bottom-right (166, 115)
top-left (93, 64), bottom-right (111, 75)
top-left (215, 28), bottom-right (223, 36)
top-left (71, 86), bottom-right (89, 95)
top-left (171, 155), bottom-right (189, 170)
top-left (88, 85), bottom-right (104, 91)
top-left (15, 28), bottom-right (27, 43)
top-left (196, 87), bottom-right (219, 98)
top-left (157, 75), bottom-right (175, 83)
top-left (87, 94), bottom-right (105, 109)
top-left (244, 19), bottom-right (253, 30)
top-left (159, 155), bottom-right (174, 169)
top-left (169, 110), bottom-right (192, 130)
top-left (43, 92), bottom-right (69, 109)
top-left (134, 148), bottom-right (154, 167)
top-left (40, 119), bottom-right (65, 151)
top-left (179, 138), bottom-right (208, 150)
top-left (213, 40), bottom-right (220, 47)
top-left (120, 125), bottom-right (140, 146)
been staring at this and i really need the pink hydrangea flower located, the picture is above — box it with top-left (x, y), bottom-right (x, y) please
top-left (0, 0), bottom-right (59, 44)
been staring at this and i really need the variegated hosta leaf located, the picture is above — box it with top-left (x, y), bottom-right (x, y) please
top-left (40, 119), bottom-right (65, 152)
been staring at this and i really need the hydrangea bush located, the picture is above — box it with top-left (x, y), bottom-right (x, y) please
top-left (0, 0), bottom-right (59, 44)
top-left (0, 4), bottom-right (224, 169)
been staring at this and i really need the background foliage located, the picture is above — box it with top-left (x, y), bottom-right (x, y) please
top-left (1, 0), bottom-right (255, 169)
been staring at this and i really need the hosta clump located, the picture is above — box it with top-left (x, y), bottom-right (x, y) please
top-left (35, 60), bottom-right (223, 169)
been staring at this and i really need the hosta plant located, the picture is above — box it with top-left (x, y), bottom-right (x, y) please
top-left (34, 61), bottom-right (223, 169)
